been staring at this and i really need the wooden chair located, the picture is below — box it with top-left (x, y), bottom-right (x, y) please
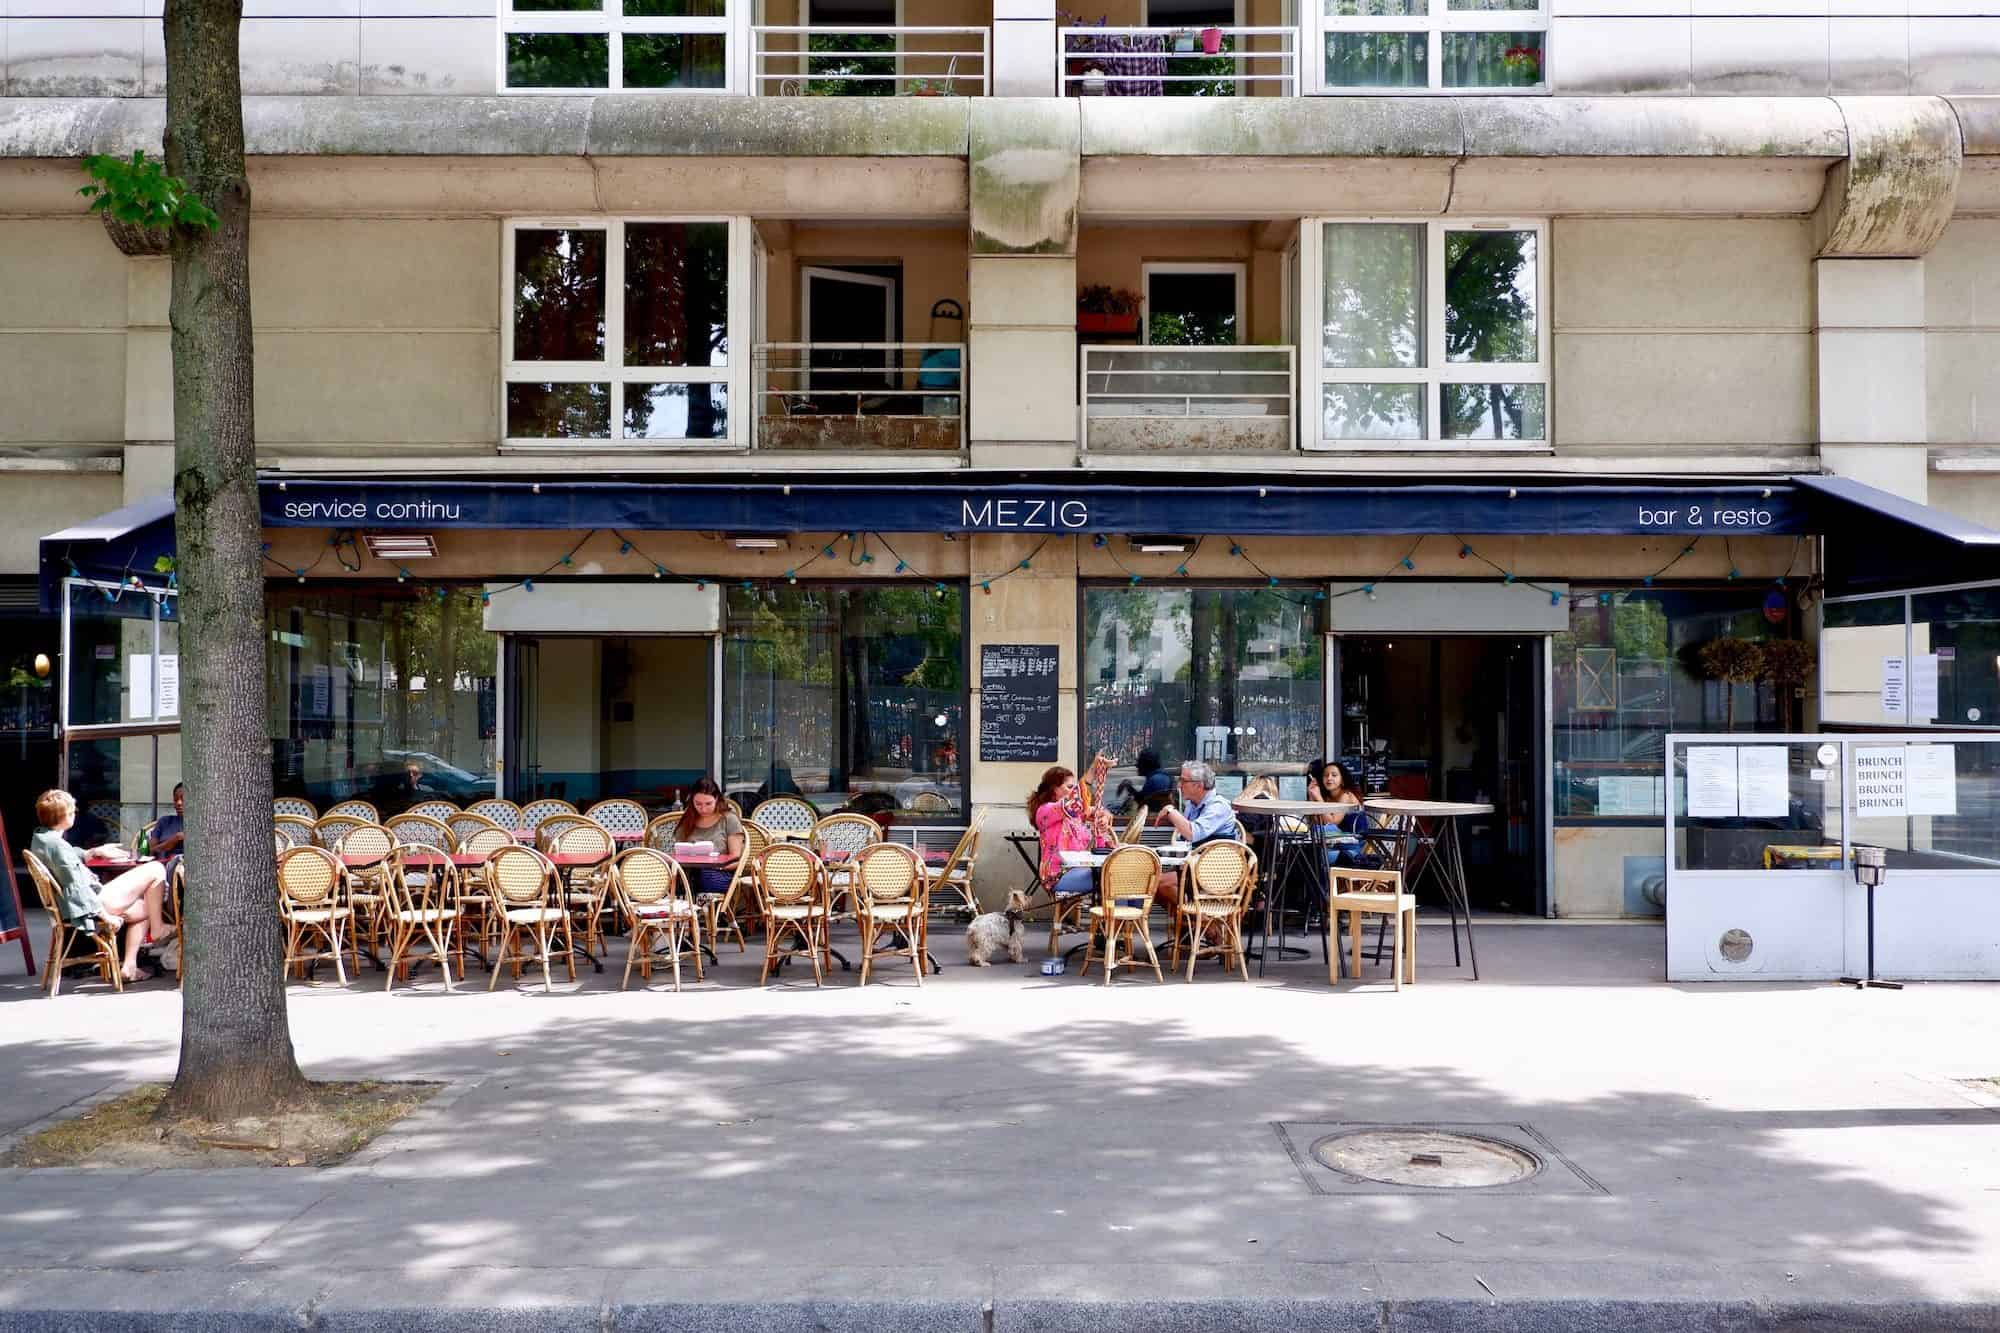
top-left (273, 796), bottom-right (319, 821)
top-left (611, 848), bottom-right (703, 991)
top-left (170, 861), bottom-right (187, 988)
top-left (922, 813), bottom-right (984, 926)
top-left (385, 812), bottom-right (456, 853)
top-left (447, 811), bottom-right (504, 848)
top-left (277, 845), bottom-right (353, 985)
top-left (273, 813), bottom-right (317, 849)
top-left (1173, 839), bottom-right (1258, 982)
top-left (723, 796), bottom-right (745, 819)
top-left (754, 842), bottom-right (832, 987)
top-left (324, 799), bottom-right (381, 822)
top-left (519, 798), bottom-right (579, 837)
top-left (406, 799), bottom-right (462, 823)
top-left (1327, 866), bottom-right (1415, 991)
top-left (1040, 833), bottom-right (1093, 958)
top-left (548, 819), bottom-right (616, 960)
top-left (382, 845), bottom-right (459, 993)
top-left (484, 844), bottom-right (575, 993)
top-left (1120, 809), bottom-right (1146, 844)
top-left (466, 798), bottom-right (524, 829)
top-left (813, 812), bottom-right (880, 916)
top-left (586, 798), bottom-right (650, 839)
top-left (22, 850), bottom-right (122, 996)
top-left (748, 795), bottom-right (818, 837)
top-left (853, 842), bottom-right (927, 987)
top-left (1078, 844), bottom-right (1164, 985)
top-left (338, 823), bottom-right (396, 966)
top-left (702, 823), bottom-right (770, 953)
top-left (455, 825), bottom-right (514, 970)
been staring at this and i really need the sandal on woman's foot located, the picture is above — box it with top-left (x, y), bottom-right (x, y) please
top-left (151, 926), bottom-right (178, 946)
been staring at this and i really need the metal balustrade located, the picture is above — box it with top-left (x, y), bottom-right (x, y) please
top-left (1080, 344), bottom-right (1296, 454)
top-left (755, 342), bottom-right (967, 453)
top-left (1059, 26), bottom-right (1298, 97)
top-left (751, 26), bottom-right (989, 96)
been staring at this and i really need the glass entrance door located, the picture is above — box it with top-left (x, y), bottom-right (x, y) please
top-left (505, 636), bottom-right (542, 800)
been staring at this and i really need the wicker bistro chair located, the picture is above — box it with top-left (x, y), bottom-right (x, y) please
top-left (536, 813), bottom-right (595, 853)
top-left (273, 796), bottom-right (318, 821)
top-left (813, 812), bottom-right (880, 917)
top-left (448, 811), bottom-right (504, 847)
top-left (748, 795), bottom-right (819, 837)
top-left (1078, 844), bottom-right (1165, 986)
top-left (338, 823), bottom-right (396, 965)
top-left (277, 845), bottom-right (354, 985)
top-left (465, 798), bottom-right (524, 829)
top-left (1040, 834), bottom-right (1095, 958)
top-left (853, 843), bottom-right (928, 986)
top-left (382, 844), bottom-right (459, 993)
top-left (701, 823), bottom-right (770, 953)
top-left (484, 845), bottom-right (575, 993)
top-left (274, 813), bottom-right (317, 849)
top-left (324, 799), bottom-right (381, 822)
top-left (311, 814), bottom-right (374, 851)
top-left (548, 820), bottom-right (616, 961)
top-left (611, 848), bottom-right (703, 991)
top-left (22, 850), bottom-right (123, 996)
top-left (586, 798), bottom-right (650, 839)
top-left (1326, 866), bottom-right (1416, 991)
top-left (1120, 809), bottom-right (1146, 844)
top-left (642, 813), bottom-right (680, 853)
top-left (754, 842), bottom-right (833, 987)
top-left (406, 800), bottom-right (462, 823)
top-left (386, 812), bottom-right (457, 853)
top-left (1173, 840), bottom-right (1259, 982)
top-left (921, 812), bottom-right (984, 927)
top-left (170, 861), bottom-right (187, 987)
top-left (519, 798), bottom-right (580, 837)
top-left (455, 825), bottom-right (515, 969)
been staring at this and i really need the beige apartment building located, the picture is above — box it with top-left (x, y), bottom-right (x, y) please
top-left (7, 3), bottom-right (2000, 924)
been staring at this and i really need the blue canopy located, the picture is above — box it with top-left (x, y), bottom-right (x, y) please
top-left (37, 493), bottom-right (175, 612)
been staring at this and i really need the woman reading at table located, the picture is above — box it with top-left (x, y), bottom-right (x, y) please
top-left (30, 788), bottom-right (174, 982)
top-left (674, 777), bottom-right (746, 898)
top-left (1029, 766), bottom-right (1113, 904)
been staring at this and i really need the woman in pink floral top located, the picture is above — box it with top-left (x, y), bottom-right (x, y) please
top-left (1029, 765), bottom-right (1113, 900)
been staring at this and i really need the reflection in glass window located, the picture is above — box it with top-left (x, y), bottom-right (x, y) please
top-left (1554, 588), bottom-right (1796, 820)
top-left (1082, 586), bottom-right (1323, 802)
top-left (265, 588), bottom-right (499, 815)
top-left (1321, 223), bottom-right (1422, 368)
top-left (1322, 0), bottom-right (1545, 91)
top-left (512, 228), bottom-right (606, 363)
top-left (1913, 586), bottom-right (2000, 729)
top-left (1821, 594), bottom-right (1904, 726)
top-left (1444, 229), bottom-right (1536, 363)
top-left (722, 584), bottom-right (966, 820)
top-left (623, 383), bottom-right (728, 439)
top-left (502, 0), bottom-right (733, 91)
top-left (625, 223), bottom-right (730, 367)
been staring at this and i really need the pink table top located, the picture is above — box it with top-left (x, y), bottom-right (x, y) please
top-left (548, 851), bottom-right (611, 867)
top-left (85, 856), bottom-right (144, 872)
top-left (511, 828), bottom-right (643, 842)
top-left (823, 848), bottom-right (950, 866)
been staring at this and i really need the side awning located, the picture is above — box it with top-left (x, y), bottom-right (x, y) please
top-left (1790, 474), bottom-right (2000, 594)
top-left (37, 493), bottom-right (176, 612)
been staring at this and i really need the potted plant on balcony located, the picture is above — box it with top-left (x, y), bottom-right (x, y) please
top-left (905, 77), bottom-right (955, 96)
top-left (1078, 285), bottom-right (1142, 336)
top-left (1200, 25), bottom-right (1224, 54)
top-left (1170, 27), bottom-right (1197, 52)
top-left (1500, 44), bottom-right (1541, 84)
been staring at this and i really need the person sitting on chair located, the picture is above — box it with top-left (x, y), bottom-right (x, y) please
top-left (30, 789), bottom-right (174, 983)
top-left (147, 782), bottom-right (187, 879)
top-left (1152, 761), bottom-right (1244, 914)
top-left (1029, 766), bottom-right (1112, 908)
top-left (1307, 759), bottom-right (1380, 868)
top-left (673, 777), bottom-right (746, 900)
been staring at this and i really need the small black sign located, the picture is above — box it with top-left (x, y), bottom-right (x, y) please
top-left (979, 644), bottom-right (1060, 764)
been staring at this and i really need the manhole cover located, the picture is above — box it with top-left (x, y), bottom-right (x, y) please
top-left (1310, 1127), bottom-right (1543, 1188)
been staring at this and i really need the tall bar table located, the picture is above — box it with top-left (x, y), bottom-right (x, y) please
top-left (1231, 797), bottom-right (1348, 976)
top-left (1361, 797), bottom-right (1491, 980)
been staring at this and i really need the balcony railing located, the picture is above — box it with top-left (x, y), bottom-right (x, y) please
top-left (1081, 345), bottom-right (1295, 453)
top-left (755, 343), bottom-right (966, 452)
top-left (1059, 26), bottom-right (1298, 97)
top-left (751, 26), bottom-right (989, 96)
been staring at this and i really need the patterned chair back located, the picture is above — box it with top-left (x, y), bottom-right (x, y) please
top-left (466, 798), bottom-right (524, 828)
top-left (813, 812), bottom-right (881, 860)
top-left (854, 842), bottom-right (924, 911)
top-left (273, 796), bottom-right (319, 821)
top-left (613, 847), bottom-right (689, 913)
top-left (459, 825), bottom-right (514, 859)
top-left (749, 795), bottom-right (818, 835)
top-left (550, 820), bottom-right (614, 861)
top-left (586, 799), bottom-right (650, 837)
top-left (277, 845), bottom-right (343, 913)
top-left (340, 823), bottom-right (395, 866)
top-left (519, 799), bottom-right (579, 833)
top-left (385, 813), bottom-right (455, 851)
top-left (406, 800), bottom-right (462, 823)
top-left (756, 842), bottom-right (825, 913)
top-left (448, 812), bottom-right (505, 847)
top-left (324, 799), bottom-right (381, 822)
top-left (312, 814), bottom-right (373, 851)
top-left (486, 845), bottom-right (555, 911)
top-left (274, 814), bottom-right (317, 849)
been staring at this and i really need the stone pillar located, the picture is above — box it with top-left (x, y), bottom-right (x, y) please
top-left (1815, 258), bottom-right (1927, 503)
top-left (992, 0), bottom-right (1057, 98)
top-left (124, 255), bottom-right (174, 503)
top-left (967, 100), bottom-right (1079, 470)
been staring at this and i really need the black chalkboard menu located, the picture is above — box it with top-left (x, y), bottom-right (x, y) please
top-left (979, 644), bottom-right (1060, 764)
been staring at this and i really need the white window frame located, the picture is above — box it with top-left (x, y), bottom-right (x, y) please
top-left (1302, 216), bottom-right (1548, 453)
top-left (501, 216), bottom-right (753, 451)
top-left (499, 0), bottom-right (746, 94)
top-left (1140, 262), bottom-right (1247, 345)
top-left (1312, 0), bottom-right (1547, 95)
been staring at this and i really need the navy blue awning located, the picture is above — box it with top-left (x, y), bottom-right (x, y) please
top-left (37, 493), bottom-right (176, 612)
top-left (1790, 473), bottom-right (2000, 592)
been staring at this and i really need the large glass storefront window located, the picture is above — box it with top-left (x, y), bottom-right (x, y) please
top-left (265, 587), bottom-right (499, 813)
top-left (1083, 586), bottom-right (1324, 800)
top-left (722, 584), bottom-right (966, 820)
top-left (1554, 587), bottom-right (1797, 820)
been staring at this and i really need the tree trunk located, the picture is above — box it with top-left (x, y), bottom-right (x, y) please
top-left (159, 0), bottom-right (307, 1120)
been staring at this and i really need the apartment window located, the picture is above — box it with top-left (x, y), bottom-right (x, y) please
top-left (503, 218), bottom-right (746, 447)
top-left (1143, 263), bottom-right (1245, 346)
top-left (502, 0), bottom-right (732, 92)
top-left (1318, 0), bottom-right (1545, 93)
top-left (1307, 218), bottom-right (1546, 450)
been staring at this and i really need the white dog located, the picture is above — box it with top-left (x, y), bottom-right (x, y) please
top-left (965, 889), bottom-right (1030, 966)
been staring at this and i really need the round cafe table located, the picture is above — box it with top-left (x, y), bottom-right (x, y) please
top-left (1230, 798), bottom-right (1351, 976)
top-left (1362, 797), bottom-right (1492, 980)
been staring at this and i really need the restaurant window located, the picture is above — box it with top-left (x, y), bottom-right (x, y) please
top-left (1083, 585), bottom-right (1324, 800)
top-left (1318, 0), bottom-right (1546, 93)
top-left (502, 0), bottom-right (731, 92)
top-left (504, 218), bottom-right (743, 448)
top-left (265, 587), bottom-right (499, 814)
top-left (722, 583), bottom-right (967, 820)
top-left (1308, 219), bottom-right (1547, 449)
top-left (56, 579), bottom-right (181, 846)
top-left (1821, 582), bottom-right (2000, 729)
top-left (1554, 587), bottom-right (1797, 821)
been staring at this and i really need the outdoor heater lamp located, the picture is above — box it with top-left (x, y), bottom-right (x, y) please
top-left (730, 535), bottom-right (787, 550)
top-left (1131, 537), bottom-right (1192, 554)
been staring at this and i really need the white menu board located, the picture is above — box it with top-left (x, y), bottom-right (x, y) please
top-left (1686, 747), bottom-right (1739, 818)
top-left (1736, 746), bottom-right (1790, 819)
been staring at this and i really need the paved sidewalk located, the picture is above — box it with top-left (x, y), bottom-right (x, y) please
top-left (2, 914), bottom-right (1997, 1331)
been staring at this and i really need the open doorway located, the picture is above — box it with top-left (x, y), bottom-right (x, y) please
top-left (1335, 635), bottom-right (1545, 913)
top-left (505, 635), bottom-right (713, 808)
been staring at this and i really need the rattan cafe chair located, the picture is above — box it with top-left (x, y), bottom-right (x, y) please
top-left (310, 813), bottom-right (373, 850)
top-left (1078, 843), bottom-right (1164, 986)
top-left (23, 850), bottom-right (122, 997)
top-left (386, 812), bottom-right (457, 853)
top-left (277, 844), bottom-right (354, 985)
top-left (536, 812), bottom-right (595, 854)
top-left (274, 813), bottom-right (317, 849)
top-left (382, 844), bottom-right (459, 993)
top-left (273, 795), bottom-right (319, 821)
top-left (406, 799), bottom-right (463, 823)
top-left (1173, 839), bottom-right (1258, 982)
top-left (484, 845), bottom-right (575, 993)
top-left (455, 825), bottom-right (514, 970)
top-left (586, 798), bottom-right (651, 839)
top-left (520, 798), bottom-right (580, 837)
top-left (170, 860), bottom-right (187, 988)
top-left (549, 819), bottom-right (616, 960)
top-left (324, 798), bottom-right (381, 823)
top-left (754, 842), bottom-right (832, 987)
top-left (611, 848), bottom-right (703, 991)
top-left (853, 842), bottom-right (927, 987)
top-left (465, 798), bottom-right (524, 830)
top-left (1042, 834), bottom-right (1094, 958)
top-left (448, 811), bottom-right (505, 848)
top-left (337, 822), bottom-right (395, 965)
top-left (748, 795), bottom-right (819, 837)
top-left (1327, 866), bottom-right (1416, 991)
top-left (923, 810), bottom-right (984, 928)
top-left (813, 812), bottom-right (880, 917)
top-left (699, 822), bottom-right (769, 953)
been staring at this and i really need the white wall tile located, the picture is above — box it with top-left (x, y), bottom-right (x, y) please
top-left (1692, 17), bottom-right (1830, 92)
top-left (239, 16), bottom-right (360, 93)
top-left (1546, 16), bottom-right (1692, 92)
top-left (1911, 16), bottom-right (2000, 90)
top-left (360, 21), bottom-right (497, 97)
top-left (1829, 14), bottom-right (1909, 89)
top-left (4, 16), bottom-right (141, 94)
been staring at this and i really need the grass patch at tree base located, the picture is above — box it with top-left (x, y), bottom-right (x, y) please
top-left (4, 1080), bottom-right (442, 1169)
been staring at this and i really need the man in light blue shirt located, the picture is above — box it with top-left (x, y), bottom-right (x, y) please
top-left (1158, 761), bottom-right (1242, 846)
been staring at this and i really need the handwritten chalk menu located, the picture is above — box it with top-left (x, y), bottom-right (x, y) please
top-left (980, 644), bottom-right (1059, 763)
